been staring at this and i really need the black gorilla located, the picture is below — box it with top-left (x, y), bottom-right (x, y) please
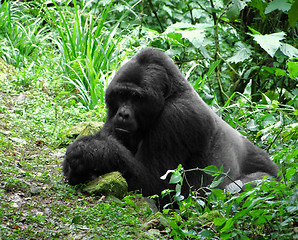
top-left (63, 48), bottom-right (278, 197)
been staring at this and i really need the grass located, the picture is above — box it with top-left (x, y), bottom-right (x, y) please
top-left (48, 0), bottom-right (127, 109)
top-left (0, 71), bottom-right (161, 239)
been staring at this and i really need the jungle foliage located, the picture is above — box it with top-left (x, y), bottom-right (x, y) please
top-left (0, 0), bottom-right (297, 239)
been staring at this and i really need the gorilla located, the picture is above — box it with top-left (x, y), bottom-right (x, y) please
top-left (63, 48), bottom-right (278, 199)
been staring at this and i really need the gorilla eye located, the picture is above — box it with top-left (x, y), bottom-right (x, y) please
top-left (131, 93), bottom-right (142, 100)
top-left (131, 89), bottom-right (145, 99)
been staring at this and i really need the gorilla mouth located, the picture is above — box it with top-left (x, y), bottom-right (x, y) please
top-left (115, 128), bottom-right (131, 134)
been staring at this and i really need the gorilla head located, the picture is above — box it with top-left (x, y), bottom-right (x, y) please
top-left (63, 48), bottom-right (279, 199)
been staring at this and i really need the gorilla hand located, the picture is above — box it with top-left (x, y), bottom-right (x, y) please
top-left (63, 135), bottom-right (135, 185)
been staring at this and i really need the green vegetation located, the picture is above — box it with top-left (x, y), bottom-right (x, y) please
top-left (0, 0), bottom-right (297, 239)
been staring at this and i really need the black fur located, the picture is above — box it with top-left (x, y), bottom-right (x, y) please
top-left (63, 48), bottom-right (279, 197)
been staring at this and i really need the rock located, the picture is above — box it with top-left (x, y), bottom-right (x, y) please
top-left (66, 121), bottom-right (104, 138)
top-left (83, 171), bottom-right (128, 199)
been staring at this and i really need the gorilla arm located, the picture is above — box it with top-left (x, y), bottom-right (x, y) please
top-left (63, 131), bottom-right (157, 192)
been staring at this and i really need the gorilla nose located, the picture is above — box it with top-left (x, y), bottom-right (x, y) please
top-left (119, 111), bottom-right (130, 120)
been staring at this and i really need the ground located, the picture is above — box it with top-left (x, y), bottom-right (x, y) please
top-left (0, 70), bottom-right (170, 239)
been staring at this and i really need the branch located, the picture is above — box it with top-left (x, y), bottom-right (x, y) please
top-left (197, 1), bottom-right (211, 15)
top-left (184, 167), bottom-right (245, 192)
top-left (138, 0), bottom-right (144, 38)
top-left (266, 124), bottom-right (284, 152)
top-left (148, 0), bottom-right (164, 32)
top-left (217, 52), bottom-right (241, 78)
top-left (210, 0), bottom-right (225, 104)
top-left (186, 1), bottom-right (195, 24)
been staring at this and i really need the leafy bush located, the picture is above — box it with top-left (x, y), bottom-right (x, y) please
top-left (0, 1), bottom-right (52, 68)
top-left (162, 163), bottom-right (297, 240)
top-left (47, 0), bottom-right (125, 109)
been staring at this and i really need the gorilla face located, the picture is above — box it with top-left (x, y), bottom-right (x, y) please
top-left (105, 58), bottom-right (168, 149)
top-left (113, 99), bottom-right (138, 134)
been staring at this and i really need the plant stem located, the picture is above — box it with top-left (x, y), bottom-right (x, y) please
top-left (148, 0), bottom-right (164, 32)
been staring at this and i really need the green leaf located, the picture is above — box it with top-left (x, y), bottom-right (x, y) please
top-left (220, 232), bottom-right (232, 240)
top-left (202, 165), bottom-right (220, 176)
top-left (265, 0), bottom-right (291, 14)
top-left (198, 229), bottom-right (215, 238)
top-left (280, 43), bottom-right (298, 58)
top-left (71, 215), bottom-right (82, 224)
top-left (221, 218), bottom-right (234, 232)
top-left (209, 176), bottom-right (224, 188)
top-left (207, 60), bottom-right (221, 76)
top-left (250, 32), bottom-right (286, 57)
top-left (287, 62), bottom-right (298, 78)
top-left (164, 23), bottom-right (211, 48)
top-left (262, 114), bottom-right (276, 127)
top-left (214, 217), bottom-right (226, 226)
top-left (257, 215), bottom-right (272, 225)
top-left (285, 168), bottom-right (296, 181)
top-left (247, 119), bottom-right (258, 131)
top-left (227, 42), bottom-right (251, 63)
top-left (226, 0), bottom-right (247, 21)
top-left (289, 0), bottom-right (298, 27)
top-left (166, 32), bottom-right (183, 45)
top-left (274, 68), bottom-right (286, 76)
top-left (248, 26), bottom-right (261, 35)
top-left (170, 172), bottom-right (182, 184)
top-left (180, 29), bottom-right (205, 48)
top-left (248, 0), bottom-right (267, 19)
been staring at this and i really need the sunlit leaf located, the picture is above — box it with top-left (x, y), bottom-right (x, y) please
top-left (280, 43), bottom-right (298, 58)
top-left (214, 217), bottom-right (226, 226)
top-left (247, 119), bottom-right (258, 131)
top-left (164, 23), bottom-right (211, 48)
top-left (160, 169), bottom-right (175, 180)
top-left (250, 32), bottom-right (285, 57)
top-left (285, 168), bottom-right (296, 181)
top-left (181, 29), bottom-right (205, 48)
top-left (210, 176), bottom-right (224, 188)
top-left (202, 165), bottom-right (220, 176)
top-left (265, 0), bottom-right (291, 14)
top-left (221, 218), bottom-right (234, 232)
top-left (169, 172), bottom-right (182, 184)
top-left (287, 62), bottom-right (298, 78)
top-left (228, 42), bottom-right (252, 63)
top-left (262, 114), bottom-right (276, 127)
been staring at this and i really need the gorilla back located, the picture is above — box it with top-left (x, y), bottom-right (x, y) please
top-left (63, 48), bottom-right (279, 197)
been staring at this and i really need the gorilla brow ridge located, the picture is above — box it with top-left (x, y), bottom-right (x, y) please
top-left (108, 84), bottom-right (144, 98)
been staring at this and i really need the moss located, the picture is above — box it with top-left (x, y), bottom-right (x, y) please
top-left (0, 57), bottom-right (15, 82)
top-left (66, 121), bottom-right (104, 138)
top-left (83, 171), bottom-right (128, 199)
top-left (189, 210), bottom-right (221, 227)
